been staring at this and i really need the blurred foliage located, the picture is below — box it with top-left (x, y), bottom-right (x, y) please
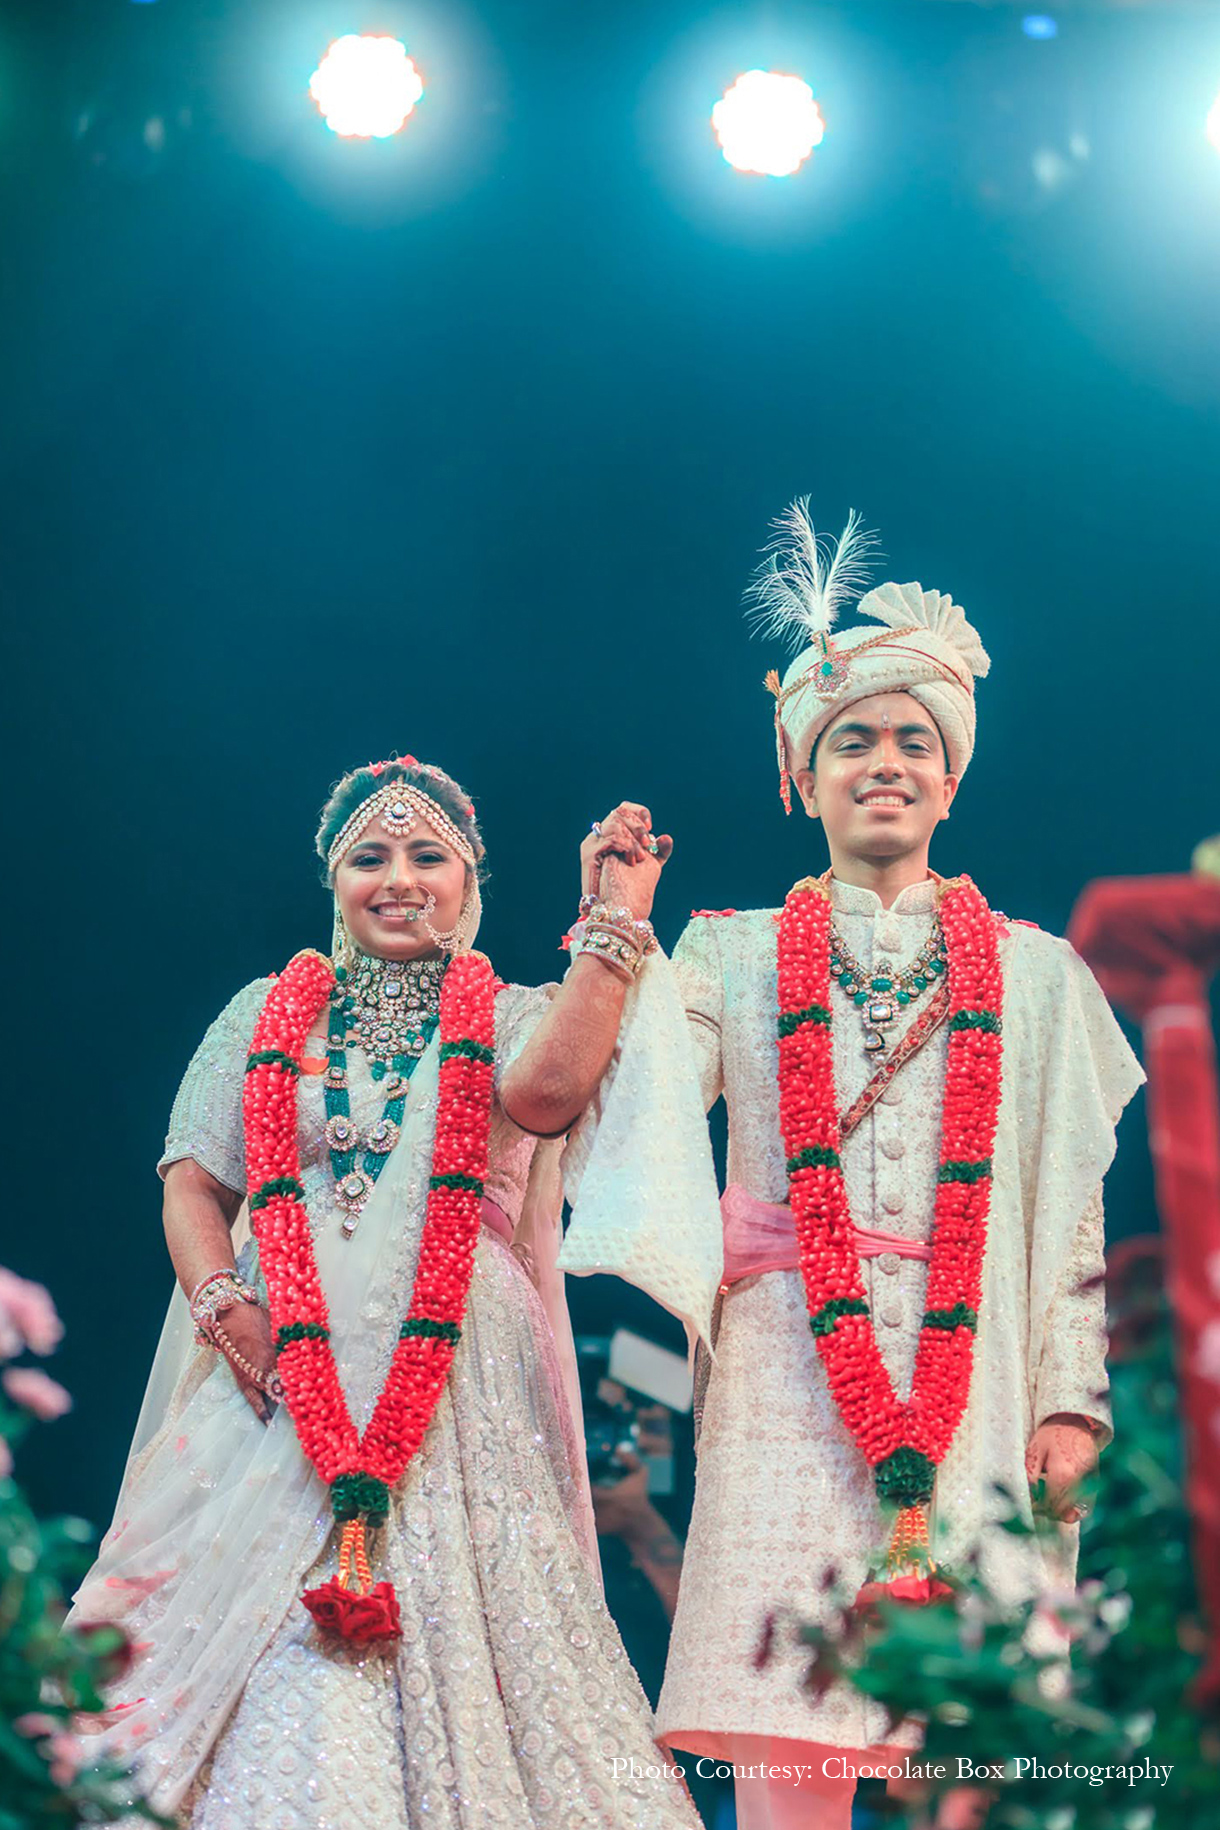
top-left (1, 1369), bottom-right (165, 1825)
top-left (790, 1274), bottom-right (1219, 1828)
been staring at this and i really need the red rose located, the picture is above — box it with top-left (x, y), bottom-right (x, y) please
top-left (851, 1573), bottom-right (955, 1625)
top-left (301, 1579), bottom-right (402, 1644)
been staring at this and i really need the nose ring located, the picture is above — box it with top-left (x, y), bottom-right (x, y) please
top-left (399, 893), bottom-right (437, 923)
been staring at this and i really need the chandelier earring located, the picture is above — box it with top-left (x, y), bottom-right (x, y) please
top-left (332, 900), bottom-right (356, 971)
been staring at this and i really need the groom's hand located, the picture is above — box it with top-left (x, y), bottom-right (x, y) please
top-left (579, 800), bottom-right (673, 919)
top-left (1025, 1413), bottom-right (1099, 1522)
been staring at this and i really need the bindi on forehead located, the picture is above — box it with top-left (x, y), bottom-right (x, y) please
top-left (826, 716), bottom-right (937, 741)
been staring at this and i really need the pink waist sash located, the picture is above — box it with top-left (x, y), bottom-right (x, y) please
top-left (719, 1182), bottom-right (931, 1290)
top-left (480, 1197), bottom-right (513, 1246)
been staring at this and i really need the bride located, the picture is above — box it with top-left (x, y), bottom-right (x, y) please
top-left (71, 754), bottom-right (718, 1828)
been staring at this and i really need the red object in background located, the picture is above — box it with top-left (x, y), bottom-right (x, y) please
top-left (1070, 872), bottom-right (1220, 1704)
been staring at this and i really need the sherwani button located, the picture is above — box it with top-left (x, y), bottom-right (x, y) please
top-left (880, 1303), bottom-right (902, 1327)
top-left (877, 1252), bottom-right (901, 1276)
top-left (881, 1134), bottom-right (905, 1159)
top-left (881, 1190), bottom-right (904, 1214)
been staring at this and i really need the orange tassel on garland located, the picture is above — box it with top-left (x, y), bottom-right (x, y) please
top-left (301, 1519), bottom-right (402, 1645)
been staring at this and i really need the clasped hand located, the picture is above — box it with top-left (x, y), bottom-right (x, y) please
top-left (579, 800), bottom-right (673, 919)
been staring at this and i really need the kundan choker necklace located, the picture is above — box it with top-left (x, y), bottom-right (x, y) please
top-left (325, 952), bottom-right (446, 1237)
top-left (777, 872), bottom-right (1003, 1597)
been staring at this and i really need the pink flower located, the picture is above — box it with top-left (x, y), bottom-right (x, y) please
top-left (0, 1268), bottom-right (63, 1358)
top-left (3, 1366), bottom-right (72, 1419)
top-left (48, 1731), bottom-right (84, 1786)
top-left (14, 1713), bottom-right (59, 1738)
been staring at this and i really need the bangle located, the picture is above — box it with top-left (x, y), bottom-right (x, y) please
top-left (583, 900), bottom-right (659, 957)
top-left (190, 1268), bottom-right (259, 1347)
top-left (580, 924), bottom-right (644, 981)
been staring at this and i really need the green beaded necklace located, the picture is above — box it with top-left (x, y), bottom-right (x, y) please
top-left (828, 917), bottom-right (947, 1057)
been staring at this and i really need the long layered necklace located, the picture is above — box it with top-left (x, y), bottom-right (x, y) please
top-left (324, 954), bottom-right (446, 1236)
top-left (243, 946), bottom-right (496, 1642)
top-left (776, 874), bottom-right (1003, 1587)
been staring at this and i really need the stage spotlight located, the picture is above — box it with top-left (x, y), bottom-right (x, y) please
top-left (1021, 15), bottom-right (1059, 39)
top-left (712, 70), bottom-right (825, 178)
top-left (309, 35), bottom-right (424, 139)
top-left (1208, 93), bottom-right (1220, 153)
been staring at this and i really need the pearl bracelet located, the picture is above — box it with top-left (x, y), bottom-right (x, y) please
top-left (211, 1318), bottom-right (284, 1402)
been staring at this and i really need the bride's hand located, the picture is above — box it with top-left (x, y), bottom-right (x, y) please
top-left (212, 1302), bottom-right (279, 1426)
top-left (579, 801), bottom-right (674, 908)
top-left (598, 848), bottom-right (671, 923)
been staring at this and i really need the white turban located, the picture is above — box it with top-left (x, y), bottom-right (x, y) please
top-left (747, 502), bottom-right (990, 810)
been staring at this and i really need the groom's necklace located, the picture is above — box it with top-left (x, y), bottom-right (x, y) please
top-left (323, 953), bottom-right (445, 1236)
top-left (828, 917), bottom-right (947, 1057)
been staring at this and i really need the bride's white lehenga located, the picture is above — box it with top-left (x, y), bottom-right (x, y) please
top-left (71, 973), bottom-right (715, 1829)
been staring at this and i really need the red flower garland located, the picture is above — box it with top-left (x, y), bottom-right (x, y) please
top-left (242, 947), bottom-right (496, 1640)
top-left (776, 874), bottom-right (1004, 1579)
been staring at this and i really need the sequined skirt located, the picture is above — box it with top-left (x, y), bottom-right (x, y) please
top-left (183, 1236), bottom-right (698, 1829)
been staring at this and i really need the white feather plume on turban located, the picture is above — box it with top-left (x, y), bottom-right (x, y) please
top-left (747, 500), bottom-right (990, 809)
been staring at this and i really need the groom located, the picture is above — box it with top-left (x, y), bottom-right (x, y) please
top-left (642, 505), bottom-right (1143, 1829)
top-left (504, 501), bottom-right (1141, 1829)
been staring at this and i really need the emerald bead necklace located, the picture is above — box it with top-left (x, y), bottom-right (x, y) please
top-left (323, 952), bottom-right (445, 1236)
top-left (828, 918), bottom-right (947, 1057)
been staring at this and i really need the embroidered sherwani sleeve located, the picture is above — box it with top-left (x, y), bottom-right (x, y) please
top-left (1016, 932), bottom-right (1142, 1452)
top-left (670, 918), bottom-right (725, 1112)
top-left (1032, 1181), bottom-right (1112, 1445)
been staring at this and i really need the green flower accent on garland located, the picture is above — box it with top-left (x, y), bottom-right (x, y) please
top-left (401, 1318), bottom-right (461, 1344)
top-left (810, 1296), bottom-right (871, 1337)
top-left (937, 1158), bottom-right (993, 1185)
top-left (250, 1175), bottom-right (306, 1211)
top-left (429, 1172), bottom-right (485, 1195)
top-left (331, 1472), bottom-right (392, 1526)
top-left (439, 1038), bottom-right (495, 1066)
top-left (276, 1321), bottom-right (331, 1352)
top-left (875, 1445), bottom-right (937, 1507)
top-left (786, 1143), bottom-right (842, 1175)
top-left (246, 1048), bottom-right (301, 1076)
top-left (778, 1003), bottom-right (833, 1038)
top-left (922, 1304), bottom-right (978, 1333)
top-left (949, 1009), bottom-right (1002, 1035)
